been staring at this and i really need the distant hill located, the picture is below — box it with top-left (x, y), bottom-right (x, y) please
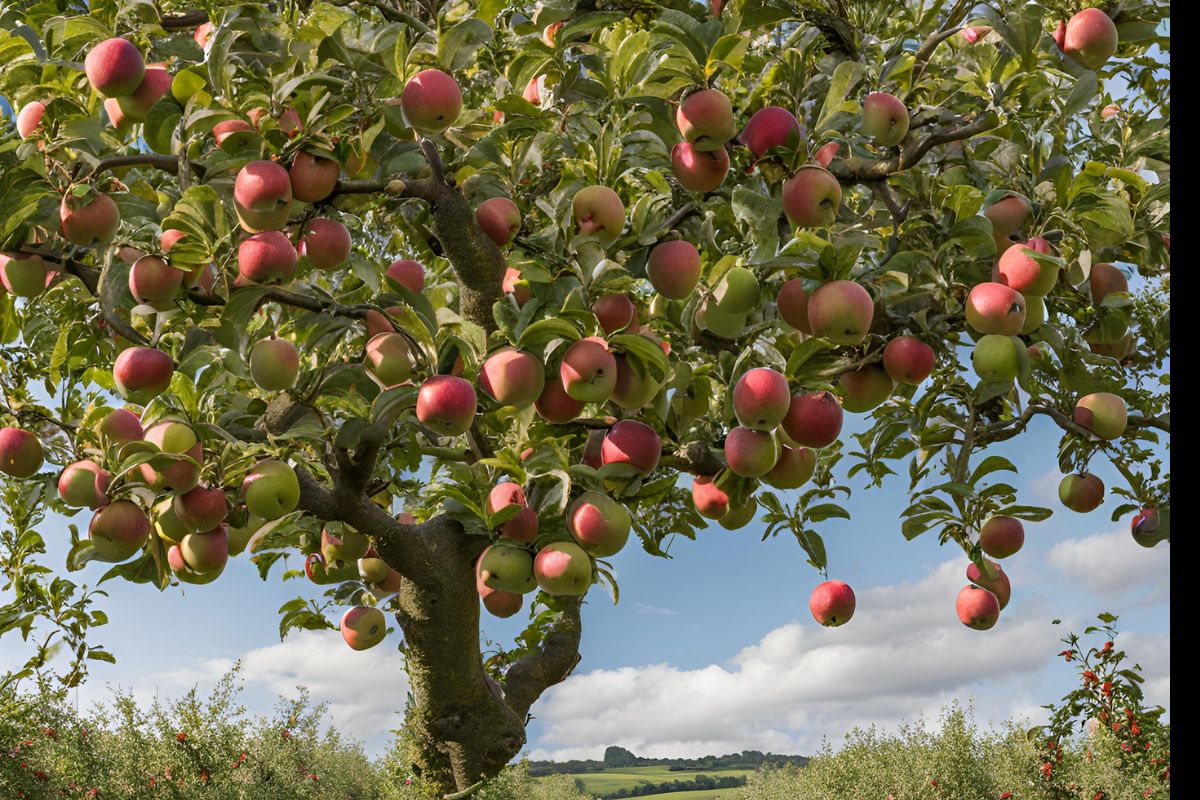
top-left (527, 745), bottom-right (809, 776)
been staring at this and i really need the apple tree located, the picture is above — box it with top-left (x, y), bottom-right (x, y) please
top-left (0, 0), bottom-right (1170, 795)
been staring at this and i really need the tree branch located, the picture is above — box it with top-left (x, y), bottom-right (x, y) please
top-left (829, 112), bottom-right (998, 183)
top-left (501, 597), bottom-right (583, 719)
top-left (161, 10), bottom-right (209, 31)
top-left (89, 154), bottom-right (206, 181)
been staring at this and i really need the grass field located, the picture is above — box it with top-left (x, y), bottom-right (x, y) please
top-left (564, 766), bottom-right (753, 797)
top-left (636, 789), bottom-right (743, 799)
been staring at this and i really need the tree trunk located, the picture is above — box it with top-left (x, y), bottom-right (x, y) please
top-left (384, 519), bottom-right (528, 794)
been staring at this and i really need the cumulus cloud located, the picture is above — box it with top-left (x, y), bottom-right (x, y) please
top-left (134, 631), bottom-right (410, 739)
top-left (1046, 527), bottom-right (1170, 600)
top-left (527, 560), bottom-right (1064, 760)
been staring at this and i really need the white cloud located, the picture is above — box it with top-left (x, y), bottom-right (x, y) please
top-left (526, 560), bottom-right (1065, 760)
top-left (634, 603), bottom-right (678, 617)
top-left (1046, 527), bottom-right (1170, 599)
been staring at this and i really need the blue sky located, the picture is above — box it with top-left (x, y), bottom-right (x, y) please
top-left (1, 401), bottom-right (1170, 760)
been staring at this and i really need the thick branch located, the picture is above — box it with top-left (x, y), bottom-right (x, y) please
top-left (502, 597), bottom-right (583, 719)
top-left (830, 113), bottom-right (998, 183)
top-left (90, 154), bottom-right (205, 180)
top-left (294, 466), bottom-right (433, 583)
top-left (161, 11), bottom-right (209, 31)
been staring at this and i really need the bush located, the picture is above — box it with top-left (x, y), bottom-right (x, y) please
top-left (734, 702), bottom-right (1168, 800)
top-left (0, 665), bottom-right (384, 799)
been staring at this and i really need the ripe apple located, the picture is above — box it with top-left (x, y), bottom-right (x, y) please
top-left (971, 334), bottom-right (1022, 383)
top-left (966, 282), bottom-right (1026, 335)
top-left (560, 338), bottom-right (617, 403)
top-left (567, 491), bottom-right (631, 557)
top-left (172, 485), bottom-right (228, 532)
top-left (739, 106), bottom-right (801, 159)
top-left (592, 294), bottom-right (638, 334)
top-left (670, 143), bottom-right (729, 193)
top-left (1059, 473), bottom-right (1104, 513)
top-left (676, 88), bottom-right (736, 151)
top-left (572, 186), bottom-right (625, 246)
top-left (967, 559), bottom-right (1011, 609)
top-left (782, 166), bottom-right (842, 228)
top-left (84, 38), bottom-right (145, 98)
top-left (478, 543), bottom-right (537, 593)
top-left (806, 280), bottom-right (873, 345)
top-left (128, 255), bottom-right (184, 305)
top-left (364, 332), bottom-right (412, 388)
top-left (386, 259), bottom-right (426, 294)
top-left (782, 390), bottom-right (843, 448)
top-left (813, 141), bottom-right (840, 167)
top-left (298, 218), bottom-right (351, 270)
top-left (837, 365), bottom-right (894, 413)
top-left (109, 67), bottom-right (172, 125)
top-left (983, 194), bottom-right (1031, 240)
top-left (533, 541), bottom-right (593, 595)
top-left (88, 500), bottom-right (150, 562)
top-left (763, 445), bottom-right (816, 489)
top-left (1061, 8), bottom-right (1118, 70)
top-left (978, 515), bottom-right (1024, 559)
top-left (486, 482), bottom-right (539, 543)
top-left (401, 69), bottom-right (462, 133)
top-left (776, 279), bottom-right (810, 333)
top-left (238, 231), bottom-right (298, 285)
top-left (241, 459), bottom-right (300, 520)
top-left (341, 606), bottom-right (387, 651)
top-left (692, 475), bottom-right (730, 519)
top-left (956, 585), bottom-right (1000, 630)
top-left (0, 252), bottom-right (48, 298)
top-left (475, 555), bottom-right (522, 618)
top-left (535, 376), bottom-right (585, 423)
top-left (416, 375), bottom-right (477, 435)
top-left (180, 526), bottom-right (229, 573)
top-left (1130, 507), bottom-right (1168, 549)
top-left (996, 237), bottom-right (1057, 296)
top-left (882, 336), bottom-right (935, 385)
top-left (140, 420), bottom-right (203, 493)
top-left (58, 460), bottom-right (111, 508)
top-left (724, 426), bottom-right (780, 478)
top-left (809, 580), bottom-right (855, 627)
top-left (16, 102), bottom-right (45, 138)
top-left (1073, 392), bottom-right (1127, 440)
top-left (61, 193), bottom-right (121, 247)
top-left (861, 92), bottom-right (909, 146)
top-left (0, 427), bottom-right (44, 479)
top-left (233, 160), bottom-right (293, 233)
top-left (1088, 262), bottom-right (1127, 304)
top-left (213, 119), bottom-right (257, 152)
top-left (476, 197), bottom-right (522, 247)
top-left (480, 349), bottom-right (545, 407)
top-left (97, 408), bottom-right (144, 444)
top-left (169, 544), bottom-right (226, 584)
top-left (733, 367), bottom-right (790, 431)
top-left (113, 346), bottom-right (173, 404)
top-left (601, 420), bottom-right (661, 475)
top-left (289, 150), bottom-right (340, 203)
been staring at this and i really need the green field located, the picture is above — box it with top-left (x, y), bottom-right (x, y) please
top-left (563, 766), bottom-right (752, 797)
top-left (636, 789), bottom-right (743, 799)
